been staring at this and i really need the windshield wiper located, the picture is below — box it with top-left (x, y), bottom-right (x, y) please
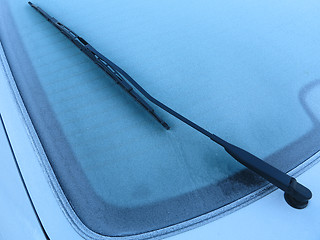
top-left (28, 2), bottom-right (169, 130)
top-left (29, 2), bottom-right (312, 209)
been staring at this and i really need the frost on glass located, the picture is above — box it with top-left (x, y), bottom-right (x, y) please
top-left (1, 0), bottom-right (320, 235)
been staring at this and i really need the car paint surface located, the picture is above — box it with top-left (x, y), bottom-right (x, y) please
top-left (0, 114), bottom-right (45, 240)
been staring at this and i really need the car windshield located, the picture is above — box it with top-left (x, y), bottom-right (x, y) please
top-left (1, 0), bottom-right (320, 237)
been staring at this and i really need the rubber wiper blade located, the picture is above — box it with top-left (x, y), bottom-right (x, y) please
top-left (29, 2), bottom-right (312, 209)
top-left (28, 2), bottom-right (169, 130)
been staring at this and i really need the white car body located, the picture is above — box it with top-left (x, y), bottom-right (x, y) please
top-left (1, 42), bottom-right (320, 240)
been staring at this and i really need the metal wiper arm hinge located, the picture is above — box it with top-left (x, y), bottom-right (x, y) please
top-left (29, 2), bottom-right (312, 209)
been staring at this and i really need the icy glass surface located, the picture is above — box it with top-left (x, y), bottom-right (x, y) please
top-left (1, 0), bottom-right (320, 236)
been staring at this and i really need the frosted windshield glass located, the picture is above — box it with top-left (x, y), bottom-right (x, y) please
top-left (1, 0), bottom-right (320, 236)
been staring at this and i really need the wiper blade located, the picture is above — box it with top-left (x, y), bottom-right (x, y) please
top-left (28, 2), bottom-right (169, 130)
top-left (29, 2), bottom-right (312, 209)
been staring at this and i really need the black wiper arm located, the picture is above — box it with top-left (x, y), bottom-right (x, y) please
top-left (29, 2), bottom-right (312, 209)
top-left (28, 2), bottom-right (169, 130)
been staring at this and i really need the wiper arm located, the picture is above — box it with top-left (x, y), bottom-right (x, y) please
top-left (29, 2), bottom-right (312, 209)
top-left (28, 2), bottom-right (169, 130)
